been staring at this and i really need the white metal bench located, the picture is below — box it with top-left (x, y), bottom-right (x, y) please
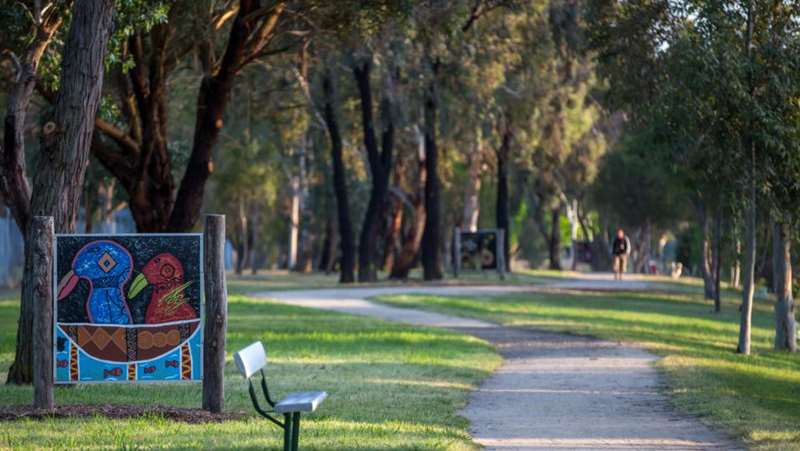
top-left (234, 342), bottom-right (327, 451)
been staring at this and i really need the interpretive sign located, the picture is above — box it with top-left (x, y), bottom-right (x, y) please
top-left (53, 234), bottom-right (203, 383)
top-left (453, 228), bottom-right (506, 279)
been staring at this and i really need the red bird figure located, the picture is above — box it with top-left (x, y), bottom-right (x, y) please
top-left (129, 253), bottom-right (197, 324)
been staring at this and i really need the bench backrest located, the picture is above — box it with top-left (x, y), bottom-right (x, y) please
top-left (233, 341), bottom-right (267, 379)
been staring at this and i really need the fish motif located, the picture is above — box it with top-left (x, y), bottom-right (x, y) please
top-left (104, 368), bottom-right (122, 377)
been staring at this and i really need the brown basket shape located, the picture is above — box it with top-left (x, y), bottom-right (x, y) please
top-left (57, 319), bottom-right (200, 363)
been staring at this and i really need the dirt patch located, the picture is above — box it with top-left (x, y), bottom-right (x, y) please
top-left (0, 404), bottom-right (246, 423)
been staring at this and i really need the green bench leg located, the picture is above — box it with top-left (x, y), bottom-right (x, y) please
top-left (291, 413), bottom-right (301, 451)
top-left (283, 413), bottom-right (293, 451)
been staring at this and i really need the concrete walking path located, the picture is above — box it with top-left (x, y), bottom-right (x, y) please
top-left (256, 281), bottom-right (740, 450)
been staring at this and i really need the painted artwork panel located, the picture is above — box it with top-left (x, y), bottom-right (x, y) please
top-left (460, 231), bottom-right (498, 271)
top-left (53, 234), bottom-right (203, 383)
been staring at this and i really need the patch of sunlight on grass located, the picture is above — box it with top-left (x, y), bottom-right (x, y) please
top-left (0, 292), bottom-right (500, 450)
top-left (377, 289), bottom-right (800, 450)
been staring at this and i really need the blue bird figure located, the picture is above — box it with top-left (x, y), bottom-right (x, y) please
top-left (57, 240), bottom-right (134, 324)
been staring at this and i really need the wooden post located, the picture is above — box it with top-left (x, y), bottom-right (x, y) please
top-left (203, 214), bottom-right (228, 413)
top-left (32, 216), bottom-right (54, 409)
top-left (453, 227), bottom-right (461, 278)
top-left (497, 229), bottom-right (506, 281)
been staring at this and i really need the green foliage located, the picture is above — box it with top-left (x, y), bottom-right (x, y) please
top-left (591, 128), bottom-right (688, 231)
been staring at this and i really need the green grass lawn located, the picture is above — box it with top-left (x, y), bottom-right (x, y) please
top-left (377, 288), bottom-right (800, 450)
top-left (0, 293), bottom-right (500, 450)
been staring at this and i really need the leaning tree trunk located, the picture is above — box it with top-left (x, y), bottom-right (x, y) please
top-left (495, 128), bottom-right (512, 271)
top-left (322, 70), bottom-right (355, 283)
top-left (548, 206), bottom-right (562, 270)
top-left (421, 60), bottom-right (443, 281)
top-left (773, 221), bottom-right (797, 352)
top-left (7, 0), bottom-right (113, 385)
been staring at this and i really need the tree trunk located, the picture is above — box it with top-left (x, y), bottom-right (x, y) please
top-left (167, 3), bottom-right (286, 232)
top-left (322, 70), bottom-right (355, 283)
top-left (318, 216), bottom-right (335, 273)
top-left (383, 194), bottom-right (403, 273)
top-left (565, 198), bottom-right (579, 270)
top-left (731, 238), bottom-right (742, 289)
top-left (390, 126), bottom-right (427, 280)
top-left (354, 60), bottom-right (394, 282)
top-left (249, 207), bottom-right (258, 275)
top-left (495, 128), bottom-right (511, 270)
top-left (0, 7), bottom-right (63, 237)
top-left (421, 60), bottom-right (443, 281)
top-left (712, 207), bottom-right (722, 312)
top-left (288, 174), bottom-right (300, 270)
top-left (7, 0), bottom-right (114, 385)
top-left (698, 204), bottom-right (715, 300)
top-left (773, 221), bottom-right (797, 352)
top-left (548, 206), bottom-right (562, 270)
top-left (234, 198), bottom-right (248, 276)
top-left (738, 2), bottom-right (756, 355)
top-left (462, 130), bottom-right (482, 232)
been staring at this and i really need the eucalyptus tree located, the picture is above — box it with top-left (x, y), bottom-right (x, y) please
top-left (586, 0), bottom-right (799, 353)
top-left (4, 0), bottom-right (115, 384)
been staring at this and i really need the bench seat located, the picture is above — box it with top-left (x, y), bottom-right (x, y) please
top-left (234, 341), bottom-right (328, 451)
top-left (275, 391), bottom-right (328, 413)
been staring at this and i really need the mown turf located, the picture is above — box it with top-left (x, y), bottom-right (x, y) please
top-left (377, 287), bottom-right (800, 450)
top-left (0, 294), bottom-right (500, 450)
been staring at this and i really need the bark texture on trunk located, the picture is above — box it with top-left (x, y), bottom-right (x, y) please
top-left (31, 216), bottom-right (54, 409)
top-left (354, 60), bottom-right (394, 282)
top-left (773, 221), bottom-right (797, 352)
top-left (322, 70), bottom-right (355, 283)
top-left (421, 61), bottom-right (443, 281)
top-left (8, 0), bottom-right (113, 385)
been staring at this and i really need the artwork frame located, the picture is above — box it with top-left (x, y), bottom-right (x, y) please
top-left (52, 233), bottom-right (204, 384)
top-left (452, 227), bottom-right (506, 279)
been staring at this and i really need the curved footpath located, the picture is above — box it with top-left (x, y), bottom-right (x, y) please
top-left (256, 283), bottom-right (741, 450)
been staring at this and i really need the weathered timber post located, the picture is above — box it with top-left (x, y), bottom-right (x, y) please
top-left (32, 216), bottom-right (54, 409)
top-left (497, 229), bottom-right (506, 281)
top-left (203, 214), bottom-right (228, 413)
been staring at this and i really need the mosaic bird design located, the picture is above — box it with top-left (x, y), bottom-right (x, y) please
top-left (57, 240), bottom-right (134, 324)
top-left (128, 253), bottom-right (197, 324)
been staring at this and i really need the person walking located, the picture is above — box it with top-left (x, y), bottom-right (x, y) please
top-left (612, 228), bottom-right (631, 280)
